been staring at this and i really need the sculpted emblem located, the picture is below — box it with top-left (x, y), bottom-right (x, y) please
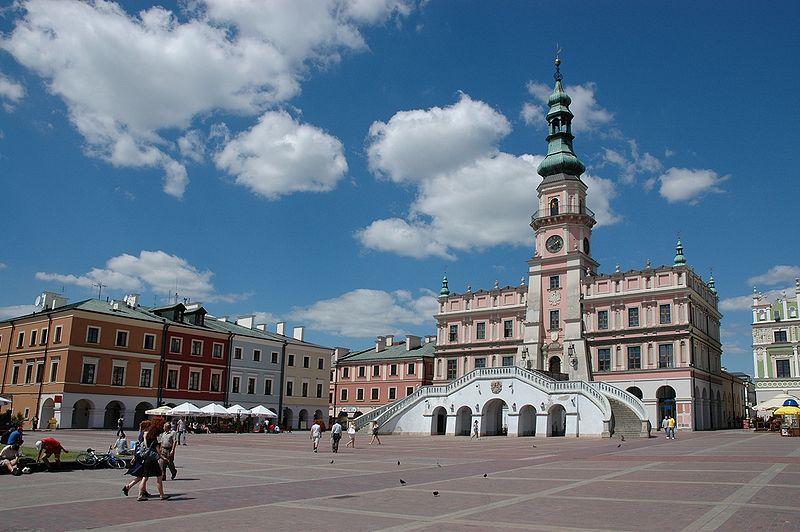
top-left (490, 380), bottom-right (502, 394)
top-left (548, 291), bottom-right (561, 306)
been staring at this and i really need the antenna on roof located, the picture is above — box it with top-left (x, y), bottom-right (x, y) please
top-left (92, 281), bottom-right (106, 300)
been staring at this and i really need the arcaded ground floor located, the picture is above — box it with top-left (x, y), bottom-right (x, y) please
top-left (1, 429), bottom-right (799, 530)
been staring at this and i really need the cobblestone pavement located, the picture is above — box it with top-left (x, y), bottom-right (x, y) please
top-left (1, 429), bottom-right (798, 531)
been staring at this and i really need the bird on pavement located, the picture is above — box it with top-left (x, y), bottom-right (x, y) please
top-left (483, 474), bottom-right (488, 478)
top-left (621, 435), bottom-right (626, 442)
top-left (330, 460), bottom-right (335, 464)
top-left (397, 460), bottom-right (400, 466)
top-left (433, 491), bottom-right (440, 497)
top-left (399, 479), bottom-right (407, 485)
top-left (617, 444), bottom-right (622, 448)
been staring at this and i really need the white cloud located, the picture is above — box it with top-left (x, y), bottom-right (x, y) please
top-left (656, 167), bottom-right (729, 204)
top-left (601, 140), bottom-right (662, 185)
top-left (747, 265), bottom-right (800, 287)
top-left (0, 305), bottom-right (37, 320)
top-left (253, 311), bottom-right (282, 327)
top-left (0, 73), bottom-right (25, 109)
top-left (2, 0), bottom-right (413, 197)
top-left (288, 288), bottom-right (437, 338)
top-left (720, 286), bottom-right (796, 312)
top-left (0, 262), bottom-right (6, 270)
top-left (215, 110), bottom-right (348, 199)
top-left (35, 250), bottom-right (246, 303)
top-left (359, 94), bottom-right (620, 259)
top-left (367, 93), bottom-right (510, 183)
top-left (523, 81), bottom-right (613, 133)
top-left (177, 130), bottom-right (206, 164)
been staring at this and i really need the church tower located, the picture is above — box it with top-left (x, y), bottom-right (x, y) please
top-left (522, 56), bottom-right (598, 381)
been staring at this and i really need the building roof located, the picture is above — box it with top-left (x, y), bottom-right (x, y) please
top-left (338, 340), bottom-right (436, 364)
top-left (205, 317), bottom-right (330, 350)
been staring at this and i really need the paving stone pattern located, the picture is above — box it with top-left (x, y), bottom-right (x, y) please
top-left (0, 430), bottom-right (798, 531)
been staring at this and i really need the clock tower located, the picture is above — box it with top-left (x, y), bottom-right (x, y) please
top-left (522, 57), bottom-right (598, 381)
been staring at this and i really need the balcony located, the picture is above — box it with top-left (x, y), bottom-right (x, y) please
top-left (531, 204), bottom-right (596, 229)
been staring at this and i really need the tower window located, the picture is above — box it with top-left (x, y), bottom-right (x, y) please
top-left (549, 276), bottom-right (560, 289)
top-left (549, 198), bottom-right (559, 216)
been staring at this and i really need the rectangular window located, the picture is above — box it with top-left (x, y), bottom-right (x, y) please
top-left (87, 326), bottom-right (100, 344)
top-left (598, 311), bottom-right (609, 330)
top-left (446, 359), bottom-right (457, 380)
top-left (25, 363), bottom-right (33, 384)
top-left (342, 367), bottom-right (350, 378)
top-left (16, 331), bottom-right (24, 348)
top-left (659, 304), bottom-right (672, 325)
top-left (49, 359), bottom-right (59, 382)
top-left (449, 325), bottom-right (458, 342)
top-left (358, 366), bottom-right (366, 378)
top-left (372, 365), bottom-right (380, 377)
top-left (232, 376), bottom-right (240, 394)
top-left (166, 369), bottom-right (178, 389)
top-left (628, 308), bottom-right (639, 328)
top-left (389, 387), bottom-right (396, 400)
top-left (191, 340), bottom-right (203, 356)
top-left (212, 343), bottom-right (224, 358)
top-left (302, 382), bottom-right (309, 397)
top-left (406, 386), bottom-right (414, 397)
top-left (247, 377), bottom-right (256, 394)
top-left (549, 310), bottom-right (560, 330)
top-left (316, 383), bottom-right (323, 398)
top-left (271, 352), bottom-right (279, 364)
top-left (35, 363), bottom-right (44, 383)
top-left (502, 355), bottom-right (514, 367)
top-left (115, 330), bottom-right (128, 347)
top-left (549, 275), bottom-right (560, 289)
top-left (170, 337), bottom-right (182, 354)
top-left (140, 368), bottom-right (152, 388)
top-left (597, 348), bottom-right (611, 371)
top-left (407, 363), bottom-right (415, 375)
top-left (475, 357), bottom-right (486, 368)
top-left (476, 322), bottom-right (486, 340)
top-left (253, 349), bottom-right (261, 362)
top-left (144, 334), bottom-right (156, 350)
top-left (40, 328), bottom-right (48, 345)
top-left (504, 320), bottom-right (514, 338)
top-left (81, 363), bottom-right (96, 384)
top-left (234, 347), bottom-right (242, 360)
top-left (774, 330), bottom-right (788, 343)
top-left (658, 344), bottom-right (674, 368)
top-left (265, 379), bottom-right (273, 395)
top-left (210, 373), bottom-right (220, 392)
top-left (189, 371), bottom-right (201, 391)
top-left (54, 326), bottom-right (62, 343)
top-left (627, 346), bottom-right (641, 370)
top-left (318, 358), bottom-right (324, 370)
top-left (30, 329), bottom-right (37, 346)
top-left (11, 364), bottom-right (20, 384)
top-left (111, 365), bottom-right (125, 386)
top-left (303, 356), bottom-right (310, 368)
top-left (288, 354), bottom-right (295, 366)
top-left (356, 388), bottom-right (364, 401)
top-left (776, 359), bottom-right (791, 378)
top-left (390, 364), bottom-right (398, 376)
top-left (340, 388), bottom-right (348, 401)
top-left (371, 388), bottom-right (379, 400)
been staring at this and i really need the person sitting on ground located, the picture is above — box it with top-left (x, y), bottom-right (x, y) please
top-left (7, 426), bottom-right (24, 447)
top-left (0, 443), bottom-right (21, 475)
top-left (114, 434), bottom-right (130, 455)
top-left (35, 437), bottom-right (67, 469)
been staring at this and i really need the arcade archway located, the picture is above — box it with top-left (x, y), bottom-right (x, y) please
top-left (454, 406), bottom-right (472, 436)
top-left (431, 406), bottom-right (447, 435)
top-left (548, 404), bottom-right (566, 437)
top-left (481, 399), bottom-right (508, 436)
top-left (518, 404), bottom-right (537, 437)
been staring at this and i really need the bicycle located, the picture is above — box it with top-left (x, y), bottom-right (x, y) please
top-left (76, 447), bottom-right (128, 469)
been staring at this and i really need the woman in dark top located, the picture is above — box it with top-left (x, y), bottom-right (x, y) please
top-left (123, 420), bottom-right (170, 501)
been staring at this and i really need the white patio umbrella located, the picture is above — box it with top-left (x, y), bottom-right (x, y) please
top-left (201, 403), bottom-right (232, 417)
top-left (226, 404), bottom-right (251, 416)
top-left (752, 393), bottom-right (800, 412)
top-left (145, 405), bottom-right (173, 416)
top-left (249, 405), bottom-right (278, 418)
top-left (0, 397), bottom-right (11, 405)
top-left (170, 402), bottom-right (203, 416)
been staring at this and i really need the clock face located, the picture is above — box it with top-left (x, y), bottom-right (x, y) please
top-left (545, 235), bottom-right (563, 253)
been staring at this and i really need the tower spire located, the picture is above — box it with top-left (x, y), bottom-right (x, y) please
top-left (674, 237), bottom-right (686, 266)
top-left (707, 269), bottom-right (717, 294)
top-left (439, 274), bottom-right (450, 298)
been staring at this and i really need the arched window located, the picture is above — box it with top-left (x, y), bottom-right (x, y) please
top-left (583, 238), bottom-right (590, 255)
top-left (549, 198), bottom-right (559, 216)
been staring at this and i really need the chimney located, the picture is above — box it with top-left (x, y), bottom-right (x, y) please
top-left (255, 324), bottom-right (266, 331)
top-left (385, 335), bottom-right (394, 346)
top-left (424, 335), bottom-right (436, 344)
top-left (124, 293), bottom-right (140, 308)
top-left (293, 326), bottom-right (305, 342)
top-left (332, 347), bottom-right (350, 365)
top-left (236, 315), bottom-right (255, 329)
top-left (277, 322), bottom-right (286, 336)
top-left (375, 336), bottom-right (386, 352)
top-left (406, 335), bottom-right (421, 351)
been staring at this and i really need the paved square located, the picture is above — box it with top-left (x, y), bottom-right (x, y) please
top-left (1, 430), bottom-right (799, 531)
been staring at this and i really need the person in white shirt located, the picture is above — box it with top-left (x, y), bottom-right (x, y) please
top-left (0, 444), bottom-right (21, 475)
top-left (330, 421), bottom-right (343, 453)
top-left (346, 421), bottom-right (356, 448)
top-left (310, 420), bottom-right (322, 453)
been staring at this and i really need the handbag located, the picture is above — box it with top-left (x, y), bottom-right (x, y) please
top-left (138, 441), bottom-right (160, 465)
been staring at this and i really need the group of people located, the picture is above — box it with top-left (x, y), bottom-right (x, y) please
top-left (0, 424), bottom-right (68, 474)
top-left (309, 419), bottom-right (381, 453)
top-left (121, 418), bottom-right (179, 501)
top-left (661, 415), bottom-right (678, 439)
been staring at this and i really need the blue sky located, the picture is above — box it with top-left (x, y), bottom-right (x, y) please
top-left (1, 1), bottom-right (798, 374)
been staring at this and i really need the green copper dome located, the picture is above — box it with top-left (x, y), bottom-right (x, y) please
top-left (439, 275), bottom-right (450, 297)
top-left (536, 62), bottom-right (586, 179)
top-left (707, 274), bottom-right (717, 294)
top-left (674, 238), bottom-right (686, 266)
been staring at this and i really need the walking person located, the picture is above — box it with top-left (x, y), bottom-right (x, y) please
top-left (471, 419), bottom-right (480, 439)
top-left (123, 419), bottom-right (170, 501)
top-left (345, 421), bottom-right (356, 448)
top-left (330, 419), bottom-right (343, 453)
top-left (661, 416), bottom-right (669, 437)
top-left (668, 415), bottom-right (677, 440)
top-left (159, 423), bottom-right (177, 481)
top-left (116, 416), bottom-right (125, 437)
top-left (310, 419), bottom-right (322, 453)
top-left (369, 420), bottom-right (381, 445)
top-left (177, 418), bottom-right (187, 446)
top-left (30, 416), bottom-right (38, 432)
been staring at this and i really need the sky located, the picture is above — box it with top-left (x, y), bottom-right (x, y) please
top-left (1, 1), bottom-right (798, 374)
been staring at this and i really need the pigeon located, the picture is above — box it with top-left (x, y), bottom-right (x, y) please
top-left (617, 444), bottom-right (622, 448)
top-left (433, 491), bottom-right (440, 497)
top-left (621, 435), bottom-right (626, 442)
top-left (330, 460), bottom-right (335, 464)
top-left (531, 443), bottom-right (536, 448)
top-left (436, 462), bottom-right (442, 468)
top-left (399, 479), bottom-right (407, 485)
top-left (483, 474), bottom-right (488, 478)
top-left (397, 460), bottom-right (401, 466)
